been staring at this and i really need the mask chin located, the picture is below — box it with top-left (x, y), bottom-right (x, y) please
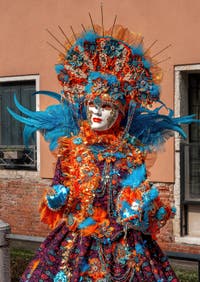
top-left (91, 118), bottom-right (116, 131)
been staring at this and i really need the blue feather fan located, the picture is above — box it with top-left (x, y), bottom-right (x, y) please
top-left (128, 104), bottom-right (197, 151)
top-left (7, 92), bottom-right (198, 151)
top-left (7, 92), bottom-right (82, 150)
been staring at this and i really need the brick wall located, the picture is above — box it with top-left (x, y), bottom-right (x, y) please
top-left (156, 183), bottom-right (200, 254)
top-left (0, 171), bottom-right (50, 237)
top-left (157, 183), bottom-right (175, 243)
top-left (159, 241), bottom-right (200, 254)
top-left (1, 174), bottom-right (200, 254)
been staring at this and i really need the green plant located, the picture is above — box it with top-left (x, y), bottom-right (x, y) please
top-left (11, 248), bottom-right (34, 282)
top-left (174, 266), bottom-right (198, 282)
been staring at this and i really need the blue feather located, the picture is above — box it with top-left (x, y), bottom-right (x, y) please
top-left (135, 243), bottom-right (144, 255)
top-left (75, 30), bottom-right (99, 47)
top-left (33, 90), bottom-right (62, 102)
top-left (14, 94), bottom-right (35, 116)
top-left (121, 164), bottom-right (146, 188)
top-left (172, 206), bottom-right (177, 214)
top-left (149, 84), bottom-right (160, 97)
top-left (156, 207), bottom-right (166, 220)
top-left (8, 93), bottom-right (81, 150)
top-left (7, 107), bottom-right (40, 126)
top-left (23, 126), bottom-right (37, 147)
top-left (55, 64), bottom-right (65, 74)
top-left (128, 104), bottom-right (199, 151)
top-left (78, 217), bottom-right (96, 229)
top-left (131, 45), bottom-right (144, 56)
top-left (80, 259), bottom-right (90, 272)
top-left (148, 187), bottom-right (159, 200)
top-left (142, 59), bottom-right (152, 69)
top-left (85, 72), bottom-right (119, 94)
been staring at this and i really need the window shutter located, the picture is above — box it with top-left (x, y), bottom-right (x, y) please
top-left (0, 80), bottom-right (36, 146)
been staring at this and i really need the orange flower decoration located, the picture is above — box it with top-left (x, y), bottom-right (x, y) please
top-left (119, 187), bottom-right (143, 205)
top-left (87, 258), bottom-right (106, 280)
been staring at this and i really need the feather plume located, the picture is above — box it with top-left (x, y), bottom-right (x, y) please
top-left (128, 104), bottom-right (198, 151)
top-left (7, 92), bottom-right (81, 150)
top-left (121, 164), bottom-right (146, 188)
top-left (78, 217), bottom-right (96, 229)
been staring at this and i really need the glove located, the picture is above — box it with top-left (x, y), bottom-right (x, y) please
top-left (46, 184), bottom-right (69, 210)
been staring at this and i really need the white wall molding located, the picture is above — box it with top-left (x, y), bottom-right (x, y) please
top-left (0, 74), bottom-right (40, 172)
top-left (174, 64), bottom-right (200, 243)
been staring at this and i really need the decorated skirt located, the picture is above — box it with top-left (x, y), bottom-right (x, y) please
top-left (21, 222), bottom-right (178, 282)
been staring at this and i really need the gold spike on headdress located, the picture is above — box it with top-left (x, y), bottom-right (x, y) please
top-left (46, 28), bottom-right (66, 50)
top-left (58, 25), bottom-right (73, 47)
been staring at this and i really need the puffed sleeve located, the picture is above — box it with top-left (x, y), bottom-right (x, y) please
top-left (39, 159), bottom-right (69, 229)
top-left (117, 163), bottom-right (176, 239)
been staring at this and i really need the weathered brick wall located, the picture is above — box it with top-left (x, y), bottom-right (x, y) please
top-left (0, 171), bottom-right (50, 237)
top-left (1, 175), bottom-right (200, 254)
top-left (159, 241), bottom-right (200, 254)
top-left (157, 183), bottom-right (175, 243)
top-left (156, 183), bottom-right (200, 253)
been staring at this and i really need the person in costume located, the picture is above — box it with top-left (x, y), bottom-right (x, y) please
top-left (9, 24), bottom-right (196, 282)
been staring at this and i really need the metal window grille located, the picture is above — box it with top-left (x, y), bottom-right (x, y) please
top-left (0, 80), bottom-right (36, 170)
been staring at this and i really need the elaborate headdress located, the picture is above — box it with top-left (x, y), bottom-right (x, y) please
top-left (54, 24), bottom-right (162, 113)
top-left (8, 17), bottom-right (195, 150)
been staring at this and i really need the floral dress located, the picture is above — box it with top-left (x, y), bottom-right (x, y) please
top-left (21, 122), bottom-right (178, 282)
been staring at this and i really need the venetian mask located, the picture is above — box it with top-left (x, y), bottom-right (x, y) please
top-left (87, 100), bottom-right (119, 131)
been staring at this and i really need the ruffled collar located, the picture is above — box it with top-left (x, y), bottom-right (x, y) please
top-left (79, 121), bottom-right (124, 147)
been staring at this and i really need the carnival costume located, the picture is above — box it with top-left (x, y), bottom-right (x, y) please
top-left (9, 24), bottom-right (196, 282)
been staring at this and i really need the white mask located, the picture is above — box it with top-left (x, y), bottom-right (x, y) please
top-left (87, 101), bottom-right (119, 131)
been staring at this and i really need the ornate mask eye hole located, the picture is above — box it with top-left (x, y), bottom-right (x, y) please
top-left (101, 103), bottom-right (112, 110)
top-left (88, 101), bottom-right (95, 107)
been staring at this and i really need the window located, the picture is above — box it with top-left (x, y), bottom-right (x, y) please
top-left (181, 73), bottom-right (200, 237)
top-left (175, 66), bottom-right (200, 240)
top-left (187, 74), bottom-right (200, 199)
top-left (0, 78), bottom-right (37, 170)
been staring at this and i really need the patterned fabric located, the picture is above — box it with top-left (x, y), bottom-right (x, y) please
top-left (21, 127), bottom-right (179, 281)
top-left (21, 222), bottom-right (178, 282)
